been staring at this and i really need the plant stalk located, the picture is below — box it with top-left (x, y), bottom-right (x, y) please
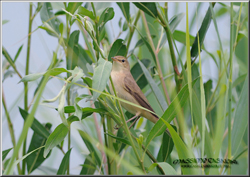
top-left (140, 11), bottom-right (171, 105)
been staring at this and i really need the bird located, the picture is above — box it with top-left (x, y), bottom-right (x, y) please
top-left (110, 56), bottom-right (171, 137)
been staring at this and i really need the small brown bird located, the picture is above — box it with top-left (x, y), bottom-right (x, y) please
top-left (110, 56), bottom-right (171, 137)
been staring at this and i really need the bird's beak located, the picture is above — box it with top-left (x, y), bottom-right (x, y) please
top-left (111, 57), bottom-right (117, 61)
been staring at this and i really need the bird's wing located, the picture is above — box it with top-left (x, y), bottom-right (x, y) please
top-left (123, 74), bottom-right (158, 118)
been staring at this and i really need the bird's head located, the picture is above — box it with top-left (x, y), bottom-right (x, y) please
top-left (111, 56), bottom-right (130, 71)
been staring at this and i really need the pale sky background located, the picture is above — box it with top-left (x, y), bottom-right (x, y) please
top-left (2, 2), bottom-right (233, 175)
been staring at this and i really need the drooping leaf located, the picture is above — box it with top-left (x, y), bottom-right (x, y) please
top-left (57, 148), bottom-right (72, 175)
top-left (117, 2), bottom-right (130, 22)
top-left (133, 2), bottom-right (158, 18)
top-left (108, 39), bottom-right (127, 61)
top-left (92, 58), bottom-right (112, 101)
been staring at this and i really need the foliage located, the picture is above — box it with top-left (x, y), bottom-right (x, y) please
top-left (2, 2), bottom-right (248, 175)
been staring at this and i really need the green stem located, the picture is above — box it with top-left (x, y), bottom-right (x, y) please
top-left (227, 3), bottom-right (235, 174)
top-left (106, 116), bottom-right (117, 174)
top-left (2, 90), bottom-right (22, 174)
top-left (157, 10), bottom-right (181, 92)
top-left (109, 77), bottom-right (146, 173)
top-left (141, 11), bottom-right (171, 105)
top-left (4, 32), bottom-right (62, 176)
top-left (22, 3), bottom-right (33, 174)
top-left (126, 11), bottom-right (140, 56)
top-left (91, 2), bottom-right (99, 60)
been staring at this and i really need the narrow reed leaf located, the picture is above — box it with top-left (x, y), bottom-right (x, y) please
top-left (2, 148), bottom-right (13, 161)
top-left (138, 59), bottom-right (168, 111)
top-left (232, 77), bottom-right (248, 156)
top-left (57, 148), bottom-right (72, 175)
top-left (162, 119), bottom-right (201, 174)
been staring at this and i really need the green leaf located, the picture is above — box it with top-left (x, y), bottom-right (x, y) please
top-left (157, 131), bottom-right (175, 162)
top-left (43, 124), bottom-right (69, 158)
top-left (138, 59), bottom-right (168, 111)
top-left (19, 107), bottom-right (50, 139)
top-left (146, 78), bottom-right (198, 146)
top-left (26, 123), bottom-right (52, 173)
top-left (131, 59), bottom-right (151, 90)
top-left (105, 133), bottom-right (131, 146)
top-left (40, 2), bottom-right (60, 36)
top-left (117, 2), bottom-right (130, 22)
top-left (80, 153), bottom-right (96, 175)
top-left (233, 73), bottom-right (247, 88)
top-left (2, 148), bottom-right (13, 161)
top-left (169, 13), bottom-right (185, 32)
top-left (78, 6), bottom-right (95, 20)
top-left (92, 58), bottom-right (112, 101)
top-left (14, 44), bottom-right (23, 62)
top-left (67, 30), bottom-right (80, 70)
top-left (66, 2), bottom-right (83, 20)
top-left (18, 73), bottom-right (45, 83)
top-left (135, 28), bottom-right (156, 64)
top-left (108, 39), bottom-right (127, 61)
top-left (130, 35), bottom-right (156, 54)
top-left (57, 148), bottom-right (72, 175)
top-left (162, 120), bottom-right (201, 174)
top-left (2, 20), bottom-right (9, 25)
top-left (81, 107), bottom-right (106, 119)
top-left (97, 7), bottom-right (114, 32)
top-left (78, 130), bottom-right (102, 169)
top-left (190, 4), bottom-right (214, 58)
top-left (173, 30), bottom-right (196, 46)
top-left (157, 162), bottom-right (177, 175)
top-left (133, 2), bottom-right (158, 18)
top-left (232, 76), bottom-right (248, 156)
top-left (13, 146), bottom-right (45, 170)
top-left (48, 68), bottom-right (70, 76)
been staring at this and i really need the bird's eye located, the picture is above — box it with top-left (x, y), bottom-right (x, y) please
top-left (122, 59), bottom-right (125, 62)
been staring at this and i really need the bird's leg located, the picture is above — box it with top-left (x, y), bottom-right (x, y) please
top-left (128, 116), bottom-right (140, 129)
top-left (114, 113), bottom-right (140, 130)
